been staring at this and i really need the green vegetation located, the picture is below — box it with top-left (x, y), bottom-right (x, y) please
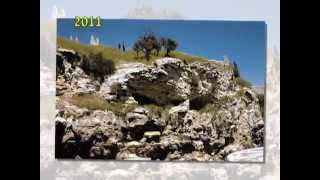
top-left (236, 88), bottom-right (246, 97)
top-left (235, 77), bottom-right (252, 88)
top-left (219, 96), bottom-right (233, 104)
top-left (257, 93), bottom-right (265, 117)
top-left (198, 96), bottom-right (232, 115)
top-left (134, 32), bottom-right (158, 61)
top-left (162, 38), bottom-right (178, 56)
top-left (241, 135), bottom-right (255, 149)
top-left (66, 94), bottom-right (136, 116)
top-left (66, 94), bottom-right (174, 119)
top-left (232, 62), bottom-right (240, 78)
top-left (132, 32), bottom-right (178, 61)
top-left (133, 40), bottom-right (143, 57)
top-left (81, 52), bottom-right (115, 83)
top-left (231, 61), bottom-right (252, 88)
top-left (57, 37), bottom-right (206, 64)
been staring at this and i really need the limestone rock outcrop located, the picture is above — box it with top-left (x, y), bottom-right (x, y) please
top-left (55, 48), bottom-right (264, 161)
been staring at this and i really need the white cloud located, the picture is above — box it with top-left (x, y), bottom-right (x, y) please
top-left (127, 5), bottom-right (183, 19)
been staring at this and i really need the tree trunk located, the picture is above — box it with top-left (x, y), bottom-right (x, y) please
top-left (146, 50), bottom-right (151, 61)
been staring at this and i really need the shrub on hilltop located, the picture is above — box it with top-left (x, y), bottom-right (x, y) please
top-left (81, 52), bottom-right (115, 83)
top-left (161, 38), bottom-right (178, 57)
top-left (232, 61), bottom-right (252, 88)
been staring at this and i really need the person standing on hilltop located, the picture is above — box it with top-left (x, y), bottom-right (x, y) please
top-left (122, 42), bottom-right (126, 52)
top-left (118, 43), bottom-right (121, 50)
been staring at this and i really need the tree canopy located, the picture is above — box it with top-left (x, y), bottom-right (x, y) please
top-left (132, 32), bottom-right (178, 60)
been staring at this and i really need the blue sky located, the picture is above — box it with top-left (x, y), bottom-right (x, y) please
top-left (58, 19), bottom-right (266, 85)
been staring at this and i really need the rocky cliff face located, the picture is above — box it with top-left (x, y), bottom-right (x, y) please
top-left (55, 48), bottom-right (264, 161)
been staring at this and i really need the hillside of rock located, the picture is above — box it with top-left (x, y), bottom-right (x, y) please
top-left (55, 48), bottom-right (264, 161)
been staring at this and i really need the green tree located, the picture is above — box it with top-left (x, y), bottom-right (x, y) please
top-left (161, 38), bottom-right (178, 56)
top-left (133, 40), bottom-right (143, 57)
top-left (153, 39), bottom-right (161, 56)
top-left (233, 62), bottom-right (240, 78)
top-left (133, 31), bottom-right (178, 60)
top-left (138, 32), bottom-right (158, 61)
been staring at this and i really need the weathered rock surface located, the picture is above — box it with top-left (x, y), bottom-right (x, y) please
top-left (225, 147), bottom-right (264, 162)
top-left (55, 48), bottom-right (264, 161)
top-left (56, 48), bottom-right (100, 97)
top-left (99, 58), bottom-right (235, 105)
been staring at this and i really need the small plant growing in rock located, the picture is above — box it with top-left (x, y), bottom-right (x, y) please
top-left (236, 88), bottom-right (246, 97)
top-left (241, 135), bottom-right (255, 149)
top-left (257, 93), bottom-right (265, 117)
top-left (219, 96), bottom-right (232, 104)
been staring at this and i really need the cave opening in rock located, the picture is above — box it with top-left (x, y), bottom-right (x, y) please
top-left (126, 121), bottom-right (163, 141)
top-left (203, 141), bottom-right (214, 154)
top-left (225, 136), bottom-right (235, 145)
top-left (181, 142), bottom-right (195, 154)
top-left (170, 99), bottom-right (184, 106)
top-left (150, 147), bottom-right (168, 160)
top-left (190, 97), bottom-right (210, 110)
top-left (132, 93), bottom-right (158, 105)
top-left (144, 121), bottom-right (163, 132)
